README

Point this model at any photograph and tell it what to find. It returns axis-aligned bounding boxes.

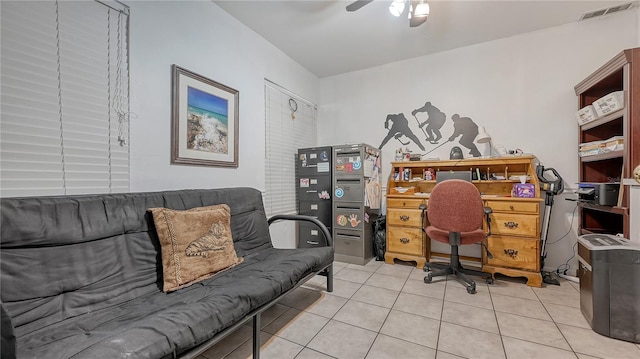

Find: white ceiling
[214,0,635,78]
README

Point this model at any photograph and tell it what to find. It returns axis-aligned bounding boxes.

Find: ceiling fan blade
[346,0,374,12]
[410,15,427,27]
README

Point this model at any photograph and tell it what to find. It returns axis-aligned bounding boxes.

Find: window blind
[264,81,317,217]
[0,0,130,197]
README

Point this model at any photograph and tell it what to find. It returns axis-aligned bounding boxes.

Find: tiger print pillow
[149,204,243,292]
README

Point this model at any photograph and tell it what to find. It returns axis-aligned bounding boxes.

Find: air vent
[579,2,636,21]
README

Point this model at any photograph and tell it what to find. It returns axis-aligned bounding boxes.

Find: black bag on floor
[373,215,386,261]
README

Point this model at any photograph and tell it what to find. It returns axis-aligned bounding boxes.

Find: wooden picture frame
[171,65,239,167]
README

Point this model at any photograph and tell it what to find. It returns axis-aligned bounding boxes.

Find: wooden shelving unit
[574,48,640,238]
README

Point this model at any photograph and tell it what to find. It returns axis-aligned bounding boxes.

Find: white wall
[125,2,638,263]
[318,9,639,274]
[126,0,320,247]
[128,0,319,192]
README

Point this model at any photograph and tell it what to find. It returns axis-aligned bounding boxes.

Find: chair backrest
[427,179,483,233]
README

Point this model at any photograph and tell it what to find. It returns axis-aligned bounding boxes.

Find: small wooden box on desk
[385,156,544,287]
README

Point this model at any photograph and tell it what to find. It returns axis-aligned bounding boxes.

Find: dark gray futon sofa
[0,188,334,359]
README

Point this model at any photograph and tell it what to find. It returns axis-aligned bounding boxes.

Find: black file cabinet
[296,146,332,248]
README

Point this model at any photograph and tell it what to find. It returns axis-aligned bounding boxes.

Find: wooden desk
[385,156,543,287]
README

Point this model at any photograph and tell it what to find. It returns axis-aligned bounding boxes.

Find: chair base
[423,246,493,294]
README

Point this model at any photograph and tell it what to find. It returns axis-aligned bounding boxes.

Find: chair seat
[426,226,485,245]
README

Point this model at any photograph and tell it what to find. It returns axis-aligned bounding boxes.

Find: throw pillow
[149,204,243,292]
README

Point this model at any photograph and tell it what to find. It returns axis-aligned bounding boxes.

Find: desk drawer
[486,235,539,271]
[387,226,423,256]
[387,208,423,227]
[387,198,426,209]
[486,200,539,214]
[489,213,538,237]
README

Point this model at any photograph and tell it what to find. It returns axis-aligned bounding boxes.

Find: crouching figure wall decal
[379,113,425,151]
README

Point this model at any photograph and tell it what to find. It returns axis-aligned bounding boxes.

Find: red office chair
[423,179,494,294]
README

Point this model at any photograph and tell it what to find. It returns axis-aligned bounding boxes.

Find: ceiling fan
[346,0,430,28]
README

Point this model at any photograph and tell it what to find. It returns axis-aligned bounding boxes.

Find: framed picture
[171,65,239,167]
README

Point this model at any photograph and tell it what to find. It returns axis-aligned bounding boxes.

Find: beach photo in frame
[171,65,239,167]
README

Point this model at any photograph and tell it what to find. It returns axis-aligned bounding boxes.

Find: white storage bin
[593,91,624,117]
[576,105,599,125]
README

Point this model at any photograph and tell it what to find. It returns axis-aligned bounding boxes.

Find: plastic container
[576,104,599,125]
[593,91,624,117]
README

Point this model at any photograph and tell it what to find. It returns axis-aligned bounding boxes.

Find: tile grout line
[220,267,610,359]
[224,272,342,359]
[300,271,363,358]
[282,277,349,359]
[499,282,587,358]
[362,263,414,359]
[485,278,508,359]
[433,272,448,355]
[536,287,580,357]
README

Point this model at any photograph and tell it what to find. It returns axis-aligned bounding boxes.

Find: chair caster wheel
[467,285,476,294]
[424,273,433,283]
[486,278,494,284]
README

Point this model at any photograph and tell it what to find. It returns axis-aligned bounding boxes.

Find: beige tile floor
[197,260,640,359]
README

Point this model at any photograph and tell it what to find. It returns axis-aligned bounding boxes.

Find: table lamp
[476,126,492,157]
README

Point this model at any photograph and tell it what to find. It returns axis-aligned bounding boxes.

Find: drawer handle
[510,205,514,210]
[504,249,518,258]
[399,215,410,221]
[399,238,410,244]
[504,221,519,229]
[306,241,319,245]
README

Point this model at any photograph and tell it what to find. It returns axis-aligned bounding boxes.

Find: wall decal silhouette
[411,102,446,144]
[379,113,425,151]
[448,113,481,157]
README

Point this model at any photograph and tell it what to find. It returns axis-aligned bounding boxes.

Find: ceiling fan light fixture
[414,2,430,17]
[389,0,405,17]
